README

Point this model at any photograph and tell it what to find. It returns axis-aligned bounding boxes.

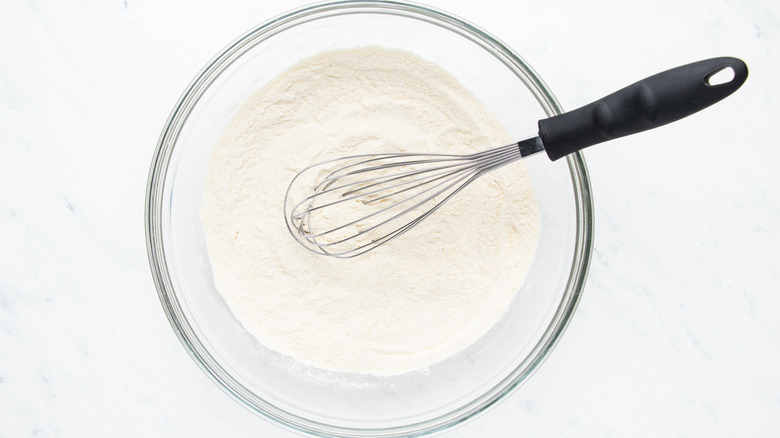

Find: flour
[200,47,540,376]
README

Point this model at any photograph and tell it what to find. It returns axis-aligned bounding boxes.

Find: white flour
[200,47,540,376]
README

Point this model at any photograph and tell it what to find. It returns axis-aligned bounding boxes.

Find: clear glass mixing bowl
[145,1,593,436]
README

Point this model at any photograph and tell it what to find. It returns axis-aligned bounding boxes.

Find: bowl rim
[145,1,594,436]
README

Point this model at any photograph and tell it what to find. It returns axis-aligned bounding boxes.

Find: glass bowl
[145,1,593,436]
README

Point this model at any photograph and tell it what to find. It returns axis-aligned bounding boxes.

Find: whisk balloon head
[284,144,525,258]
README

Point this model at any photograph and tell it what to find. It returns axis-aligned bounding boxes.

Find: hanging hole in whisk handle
[705,65,736,86]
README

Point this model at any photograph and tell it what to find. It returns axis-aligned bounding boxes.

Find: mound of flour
[200,47,539,376]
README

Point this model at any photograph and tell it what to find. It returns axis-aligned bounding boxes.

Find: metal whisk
[284,57,747,258]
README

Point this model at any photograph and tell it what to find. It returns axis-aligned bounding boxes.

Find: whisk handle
[538,57,748,161]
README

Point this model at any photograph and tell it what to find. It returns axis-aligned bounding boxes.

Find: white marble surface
[1,0,779,436]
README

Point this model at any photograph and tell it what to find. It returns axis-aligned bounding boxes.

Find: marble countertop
[1,0,778,436]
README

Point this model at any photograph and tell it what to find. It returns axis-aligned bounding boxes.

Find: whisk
[285,57,747,258]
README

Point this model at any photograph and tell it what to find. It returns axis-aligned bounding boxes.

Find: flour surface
[200,47,540,375]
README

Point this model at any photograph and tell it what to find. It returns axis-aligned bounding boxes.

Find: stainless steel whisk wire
[286,143,529,258]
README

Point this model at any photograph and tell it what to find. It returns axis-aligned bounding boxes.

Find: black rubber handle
[538,57,748,161]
